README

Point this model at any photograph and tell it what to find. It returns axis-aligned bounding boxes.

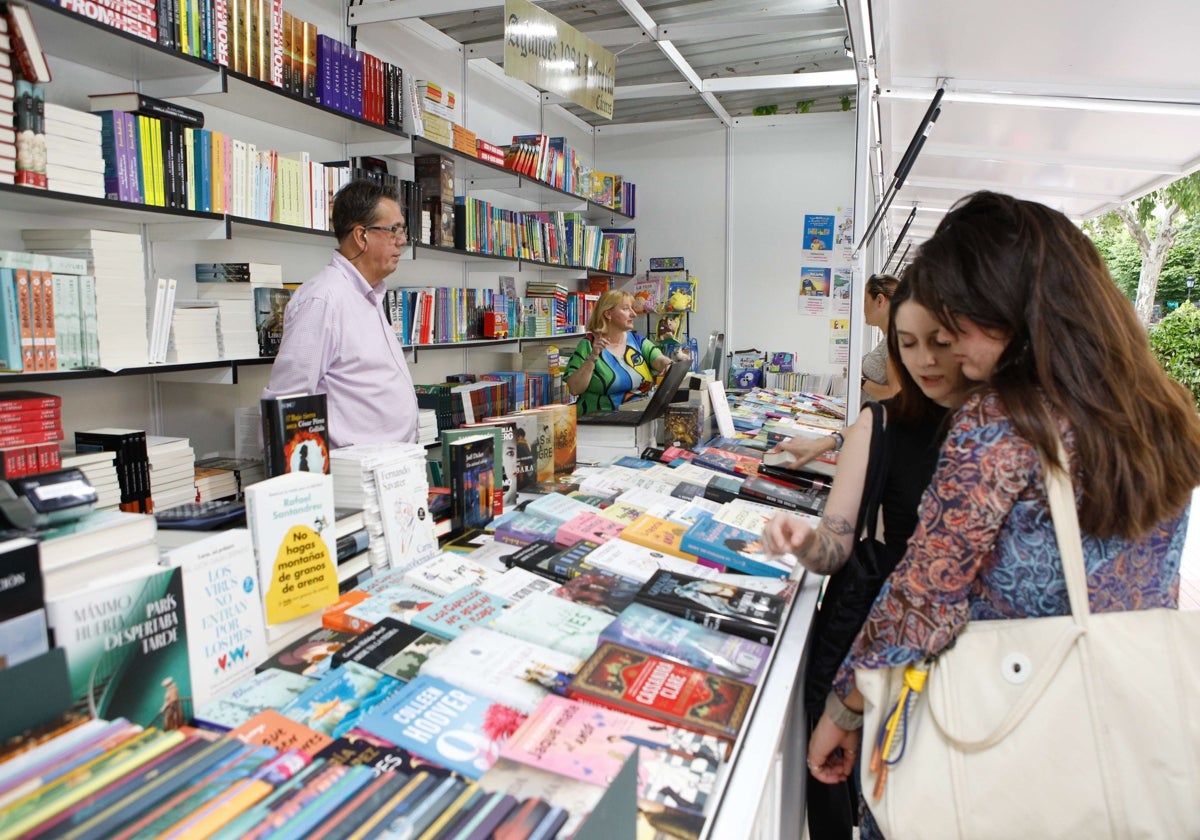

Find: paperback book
[566,642,755,741]
[445,432,495,536]
[162,527,269,707]
[354,674,527,779]
[257,627,355,678]
[193,668,319,731]
[260,392,330,478]
[601,602,771,684]
[45,564,193,729]
[635,568,786,645]
[280,660,402,739]
[679,514,794,578]
[489,590,613,659]
[408,584,511,641]
[418,626,581,714]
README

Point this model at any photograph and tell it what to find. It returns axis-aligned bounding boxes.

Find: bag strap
[1042,438,1092,629]
[856,401,888,541]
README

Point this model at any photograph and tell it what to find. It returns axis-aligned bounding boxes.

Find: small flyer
[830,318,850,364]
[800,266,831,297]
[803,214,835,252]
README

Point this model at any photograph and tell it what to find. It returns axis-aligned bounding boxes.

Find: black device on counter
[0,468,98,530]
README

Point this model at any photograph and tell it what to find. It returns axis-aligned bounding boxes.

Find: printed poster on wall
[830,318,850,364]
[804,214,835,253]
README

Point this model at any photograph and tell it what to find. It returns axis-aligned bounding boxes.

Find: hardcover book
[162,527,269,707]
[418,626,581,715]
[635,568,786,644]
[601,602,771,684]
[279,660,402,739]
[354,674,527,780]
[260,391,330,478]
[193,668,319,731]
[566,642,755,741]
[488,590,613,659]
[244,471,339,630]
[45,564,193,729]
[737,474,828,516]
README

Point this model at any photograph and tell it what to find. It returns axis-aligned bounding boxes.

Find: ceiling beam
[887,75,1200,106]
[615,82,695,100]
[655,12,845,41]
[903,176,1124,203]
[349,0,545,26]
[702,70,856,93]
[906,142,1185,175]
[880,86,1200,118]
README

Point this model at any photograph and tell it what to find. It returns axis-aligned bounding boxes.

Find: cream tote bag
[858,446,1200,839]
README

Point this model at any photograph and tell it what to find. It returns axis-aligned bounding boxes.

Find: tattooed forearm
[799,515,854,575]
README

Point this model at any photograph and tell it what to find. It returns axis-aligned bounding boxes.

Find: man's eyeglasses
[362,223,406,239]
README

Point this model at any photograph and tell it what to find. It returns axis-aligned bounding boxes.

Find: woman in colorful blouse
[806,191,1200,838]
[565,290,671,415]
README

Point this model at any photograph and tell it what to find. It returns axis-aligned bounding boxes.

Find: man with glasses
[264,179,419,448]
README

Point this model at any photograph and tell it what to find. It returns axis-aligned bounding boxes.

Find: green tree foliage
[1148,301,1200,410]
[1111,172,1200,324]
[1088,215,1200,312]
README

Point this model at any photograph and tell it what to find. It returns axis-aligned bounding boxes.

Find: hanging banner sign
[504,0,615,120]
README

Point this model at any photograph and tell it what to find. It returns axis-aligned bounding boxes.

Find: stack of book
[414,79,457,146]
[192,462,240,502]
[42,104,104,198]
[417,408,438,447]
[330,442,438,576]
[59,448,120,509]
[165,300,221,363]
[21,228,147,369]
[0,389,63,478]
[146,434,197,510]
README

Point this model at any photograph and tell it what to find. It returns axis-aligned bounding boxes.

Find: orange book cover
[37,269,55,370]
[322,589,371,633]
[619,514,698,562]
[228,708,333,755]
[28,268,45,371]
[14,268,35,372]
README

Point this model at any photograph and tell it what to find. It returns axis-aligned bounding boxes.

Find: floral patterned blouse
[834,391,1189,698]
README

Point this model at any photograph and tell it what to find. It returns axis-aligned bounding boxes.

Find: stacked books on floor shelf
[0,426,832,836]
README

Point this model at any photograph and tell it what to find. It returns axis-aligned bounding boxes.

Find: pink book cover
[499,695,727,788]
[554,511,626,548]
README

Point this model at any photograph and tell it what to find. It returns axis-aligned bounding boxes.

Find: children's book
[45,564,192,729]
[679,514,794,578]
[193,668,319,731]
[635,568,786,645]
[280,660,402,739]
[163,528,269,707]
[417,626,581,714]
[554,510,626,547]
[354,674,527,779]
[488,590,613,659]
[566,642,755,741]
[601,602,770,684]
[408,585,511,641]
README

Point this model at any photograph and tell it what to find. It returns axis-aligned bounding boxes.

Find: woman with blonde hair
[565,290,673,416]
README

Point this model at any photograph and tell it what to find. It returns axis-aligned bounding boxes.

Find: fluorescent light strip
[880,87,1200,118]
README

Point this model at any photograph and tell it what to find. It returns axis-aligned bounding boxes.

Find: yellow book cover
[598,500,646,526]
[184,126,196,211]
[157,778,273,839]
[210,130,225,213]
[618,514,698,561]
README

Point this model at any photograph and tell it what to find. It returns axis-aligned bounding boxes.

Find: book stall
[0,373,844,838]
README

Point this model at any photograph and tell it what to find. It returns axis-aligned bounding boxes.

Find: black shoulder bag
[802,401,898,719]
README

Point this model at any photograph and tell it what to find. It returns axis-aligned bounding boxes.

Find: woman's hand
[771,434,835,468]
[808,711,862,785]
[589,333,610,359]
[761,512,816,558]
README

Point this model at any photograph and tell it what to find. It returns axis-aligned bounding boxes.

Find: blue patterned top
[835,391,1188,696]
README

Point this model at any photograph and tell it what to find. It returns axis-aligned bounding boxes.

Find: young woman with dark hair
[807,191,1200,839]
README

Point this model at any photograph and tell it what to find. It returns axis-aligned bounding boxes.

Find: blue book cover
[679,516,793,578]
[280,661,402,739]
[409,585,511,641]
[355,675,527,780]
[0,268,23,372]
[193,667,319,731]
[600,602,770,684]
[493,512,559,547]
